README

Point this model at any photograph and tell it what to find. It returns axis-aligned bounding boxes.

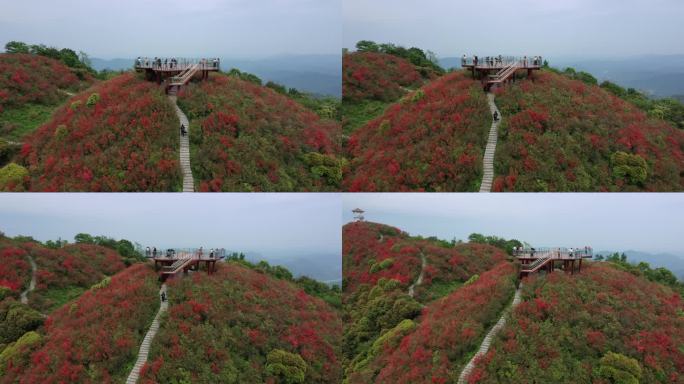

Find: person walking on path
[180,123,186,137]
[493,110,499,121]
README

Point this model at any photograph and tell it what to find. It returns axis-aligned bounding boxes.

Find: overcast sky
[344,0,684,58]
[0,0,341,58]
[342,194,684,256]
[0,193,341,263]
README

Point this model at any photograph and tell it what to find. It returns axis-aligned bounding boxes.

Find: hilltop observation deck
[461,55,542,91]
[515,246,593,278]
[134,57,220,94]
[147,247,227,280]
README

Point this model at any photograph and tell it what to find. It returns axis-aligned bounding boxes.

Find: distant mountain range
[596,249,684,281]
[91,54,341,97]
[440,54,684,99]
[230,251,341,283]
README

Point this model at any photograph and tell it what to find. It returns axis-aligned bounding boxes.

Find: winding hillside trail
[126,284,168,384]
[20,254,37,305]
[169,96,194,192]
[479,93,501,193]
[408,251,427,298]
[457,283,523,384]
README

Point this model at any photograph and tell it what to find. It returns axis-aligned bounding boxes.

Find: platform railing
[461,56,543,68]
[133,57,220,71]
[514,247,593,259]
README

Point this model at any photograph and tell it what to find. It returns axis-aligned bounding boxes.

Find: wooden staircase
[487,62,520,88]
[161,253,196,276]
[521,255,552,273]
[169,64,200,87]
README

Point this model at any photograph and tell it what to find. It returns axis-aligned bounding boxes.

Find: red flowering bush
[493,70,684,191]
[16,73,182,191]
[343,72,491,191]
[0,53,92,111]
[472,263,684,383]
[0,241,31,293]
[343,52,424,102]
[177,74,342,191]
[139,263,342,383]
[1,263,160,383]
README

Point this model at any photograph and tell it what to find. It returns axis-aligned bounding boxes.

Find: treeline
[4,40,96,79]
[225,68,340,121]
[351,40,444,76]
[407,232,523,256]
[549,66,684,129]
[225,252,341,308]
[596,252,684,296]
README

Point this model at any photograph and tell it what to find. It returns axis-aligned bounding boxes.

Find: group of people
[145,246,222,259]
[135,57,220,70]
[511,246,593,258]
[461,55,543,67]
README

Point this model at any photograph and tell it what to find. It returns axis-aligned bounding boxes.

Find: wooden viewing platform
[134,57,220,94]
[150,248,225,281]
[515,247,593,278]
[461,55,542,91]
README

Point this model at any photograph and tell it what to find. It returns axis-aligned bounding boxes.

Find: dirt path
[457,283,523,383]
[20,254,37,305]
[125,284,168,384]
[408,251,427,298]
[168,96,194,192]
[479,93,501,193]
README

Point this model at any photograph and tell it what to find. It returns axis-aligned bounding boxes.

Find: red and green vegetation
[177,73,343,191]
[343,52,423,103]
[139,263,342,383]
[471,262,684,383]
[0,243,31,294]
[0,53,94,142]
[1,263,160,383]
[493,70,684,191]
[342,221,517,383]
[343,72,491,191]
[12,73,181,191]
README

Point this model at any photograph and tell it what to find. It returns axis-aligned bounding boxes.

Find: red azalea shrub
[343,71,491,191]
[347,262,516,384]
[139,263,342,383]
[0,53,93,110]
[16,73,181,191]
[0,242,31,293]
[472,263,684,383]
[1,263,160,383]
[494,71,684,191]
[177,74,342,191]
[343,52,424,102]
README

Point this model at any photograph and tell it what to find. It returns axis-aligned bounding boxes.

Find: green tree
[4,41,30,54]
[74,233,95,244]
[597,352,642,384]
[265,349,308,384]
[0,163,29,191]
[356,40,380,52]
[0,301,45,345]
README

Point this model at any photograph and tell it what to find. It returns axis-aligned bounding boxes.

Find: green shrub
[369,258,394,273]
[0,163,29,191]
[86,92,100,107]
[611,151,647,185]
[597,352,642,384]
[0,331,42,375]
[463,274,479,286]
[265,349,308,384]
[70,100,82,109]
[302,152,346,186]
[53,124,67,140]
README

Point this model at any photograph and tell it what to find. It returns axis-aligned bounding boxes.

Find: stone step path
[408,251,427,298]
[125,284,168,384]
[169,96,194,192]
[479,93,501,193]
[457,283,523,384]
[20,255,37,305]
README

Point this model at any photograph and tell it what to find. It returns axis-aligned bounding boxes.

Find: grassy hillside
[140,263,342,383]
[341,52,432,134]
[177,73,343,191]
[0,53,94,141]
[1,263,159,383]
[472,262,684,383]
[0,237,129,313]
[12,73,181,191]
[493,70,684,191]
[343,72,491,191]
[342,221,515,383]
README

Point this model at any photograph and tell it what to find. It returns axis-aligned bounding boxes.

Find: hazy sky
[0,193,341,262]
[342,194,684,256]
[344,0,684,58]
[0,0,341,58]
